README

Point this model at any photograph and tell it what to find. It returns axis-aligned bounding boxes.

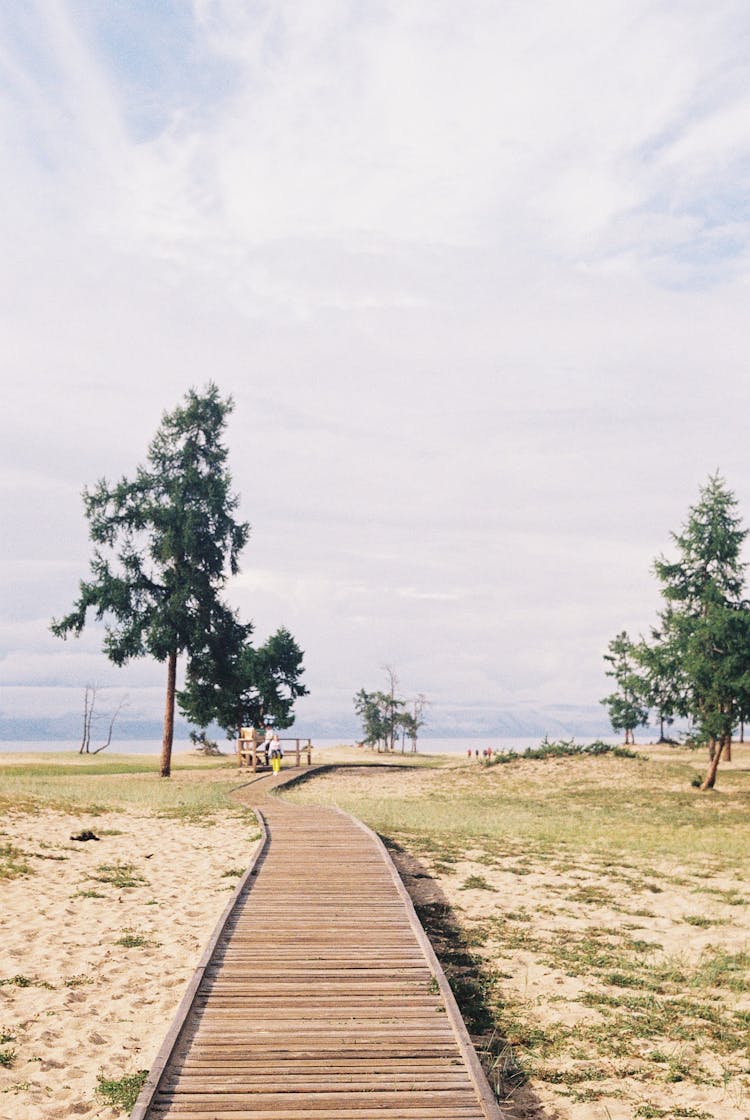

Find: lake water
[0,735,623,757]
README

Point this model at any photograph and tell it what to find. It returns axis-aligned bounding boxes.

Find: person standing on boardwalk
[263,725,274,766]
[270,734,283,773]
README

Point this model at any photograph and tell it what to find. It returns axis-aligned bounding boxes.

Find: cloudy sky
[3,1,750,736]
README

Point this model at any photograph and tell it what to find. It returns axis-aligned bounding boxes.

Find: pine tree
[353,689,390,751]
[178,626,308,736]
[636,625,683,743]
[601,631,649,744]
[652,474,750,789]
[51,384,249,777]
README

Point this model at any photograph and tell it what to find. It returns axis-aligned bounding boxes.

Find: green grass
[694,886,747,906]
[0,1048,15,1068]
[635,1108,711,1119]
[90,862,147,889]
[0,975,33,989]
[64,974,93,988]
[690,948,749,991]
[115,928,159,949]
[0,975,53,990]
[284,750,750,1114]
[284,755,750,861]
[96,1069,149,1110]
[0,753,247,821]
[0,842,32,880]
[460,874,493,891]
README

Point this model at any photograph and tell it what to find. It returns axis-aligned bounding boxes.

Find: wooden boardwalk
[133,771,501,1120]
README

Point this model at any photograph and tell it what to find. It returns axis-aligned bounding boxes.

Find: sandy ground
[418,851,750,1120]
[3,748,748,1120]
[290,758,750,1120]
[0,800,260,1119]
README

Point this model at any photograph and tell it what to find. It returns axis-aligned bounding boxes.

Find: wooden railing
[236,734,313,771]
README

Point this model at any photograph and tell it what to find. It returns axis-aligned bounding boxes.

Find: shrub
[483,737,639,767]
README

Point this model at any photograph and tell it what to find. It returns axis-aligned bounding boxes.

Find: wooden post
[306,738,312,765]
[295,738,300,767]
[252,741,257,773]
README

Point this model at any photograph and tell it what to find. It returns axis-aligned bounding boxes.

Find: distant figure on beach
[263,725,274,766]
[467,748,472,759]
[270,734,283,773]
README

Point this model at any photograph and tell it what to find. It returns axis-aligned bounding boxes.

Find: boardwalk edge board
[130,811,270,1120]
[335,807,503,1120]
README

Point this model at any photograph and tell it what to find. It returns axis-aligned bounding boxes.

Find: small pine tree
[178,626,308,736]
[601,630,649,744]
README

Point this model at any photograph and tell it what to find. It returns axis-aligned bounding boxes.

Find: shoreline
[0,733,628,759]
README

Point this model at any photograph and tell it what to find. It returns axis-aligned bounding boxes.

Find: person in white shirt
[269,733,283,773]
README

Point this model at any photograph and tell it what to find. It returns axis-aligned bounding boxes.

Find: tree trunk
[81,685,94,754]
[80,687,88,754]
[721,734,732,762]
[160,649,177,778]
[700,738,722,790]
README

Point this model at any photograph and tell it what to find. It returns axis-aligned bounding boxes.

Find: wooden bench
[236,733,314,772]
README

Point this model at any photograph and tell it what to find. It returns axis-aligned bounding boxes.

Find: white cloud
[3,1,750,733]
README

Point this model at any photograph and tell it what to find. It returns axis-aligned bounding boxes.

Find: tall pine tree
[52,384,249,777]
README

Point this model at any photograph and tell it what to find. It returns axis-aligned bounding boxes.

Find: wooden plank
[149,1110,484,1119]
[133,771,502,1120]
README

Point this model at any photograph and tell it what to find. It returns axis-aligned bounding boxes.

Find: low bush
[483,736,639,767]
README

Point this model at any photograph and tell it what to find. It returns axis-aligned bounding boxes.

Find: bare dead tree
[80,683,96,753]
[410,693,429,752]
[91,695,128,753]
[382,665,402,752]
[80,685,127,753]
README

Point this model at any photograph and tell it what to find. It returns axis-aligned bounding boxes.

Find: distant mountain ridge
[0,703,614,742]
[292,701,615,740]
